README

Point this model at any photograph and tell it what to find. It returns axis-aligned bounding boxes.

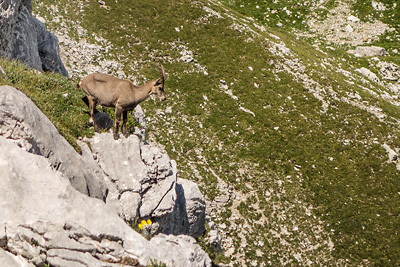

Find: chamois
[79,66,166,140]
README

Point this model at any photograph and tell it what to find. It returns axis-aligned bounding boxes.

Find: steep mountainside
[27,0,400,266]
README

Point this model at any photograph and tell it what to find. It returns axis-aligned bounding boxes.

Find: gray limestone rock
[0,0,68,76]
[119,191,141,222]
[134,105,147,141]
[378,61,399,81]
[0,0,19,58]
[80,132,206,238]
[84,133,178,233]
[356,67,380,83]
[0,85,107,200]
[382,144,398,162]
[34,17,68,76]
[0,136,210,266]
[348,46,386,57]
[149,234,212,267]
[0,64,6,79]
[86,133,146,193]
[0,248,34,267]
[10,0,42,71]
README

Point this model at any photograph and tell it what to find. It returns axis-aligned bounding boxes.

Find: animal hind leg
[88,96,101,133]
[113,105,123,140]
[82,95,98,114]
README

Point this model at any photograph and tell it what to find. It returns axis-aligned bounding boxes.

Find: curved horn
[158,65,166,81]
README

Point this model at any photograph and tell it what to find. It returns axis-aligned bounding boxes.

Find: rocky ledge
[0,85,211,266]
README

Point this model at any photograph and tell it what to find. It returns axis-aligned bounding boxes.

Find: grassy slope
[0,59,91,152]
[0,0,397,265]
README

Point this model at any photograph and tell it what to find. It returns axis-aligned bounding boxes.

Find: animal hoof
[123,132,129,138]
[113,133,119,140]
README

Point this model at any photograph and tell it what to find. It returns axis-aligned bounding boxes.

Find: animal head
[152,65,166,101]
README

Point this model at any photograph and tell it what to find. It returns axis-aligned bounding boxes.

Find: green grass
[0,58,93,152]
[352,0,400,59]
[10,0,399,265]
[221,0,312,30]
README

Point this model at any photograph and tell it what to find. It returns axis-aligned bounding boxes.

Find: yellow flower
[138,223,143,229]
[147,219,152,225]
[140,220,147,226]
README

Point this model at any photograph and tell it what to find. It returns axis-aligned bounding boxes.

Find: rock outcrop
[0,249,33,267]
[0,0,210,265]
[0,0,68,76]
[79,132,206,238]
[378,61,399,81]
[0,135,211,267]
[0,85,107,200]
[347,46,386,57]
[0,85,209,266]
[356,67,380,83]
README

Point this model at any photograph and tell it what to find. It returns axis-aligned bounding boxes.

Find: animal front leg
[122,110,128,138]
[113,105,123,140]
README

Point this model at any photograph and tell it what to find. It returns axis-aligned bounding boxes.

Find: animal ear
[155,78,163,85]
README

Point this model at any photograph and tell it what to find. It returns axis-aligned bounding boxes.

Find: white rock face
[0,249,33,267]
[0,0,68,76]
[0,86,107,200]
[0,85,209,266]
[0,136,211,267]
[81,132,206,237]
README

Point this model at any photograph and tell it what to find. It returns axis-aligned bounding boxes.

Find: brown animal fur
[79,66,166,139]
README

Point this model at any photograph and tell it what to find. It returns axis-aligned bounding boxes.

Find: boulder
[348,46,386,57]
[81,132,206,237]
[149,234,212,267]
[0,0,68,76]
[34,17,68,76]
[0,136,211,266]
[0,0,18,58]
[382,144,398,162]
[356,67,380,83]
[9,0,42,71]
[0,85,107,200]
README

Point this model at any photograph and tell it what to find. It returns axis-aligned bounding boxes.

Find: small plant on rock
[133,218,154,239]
